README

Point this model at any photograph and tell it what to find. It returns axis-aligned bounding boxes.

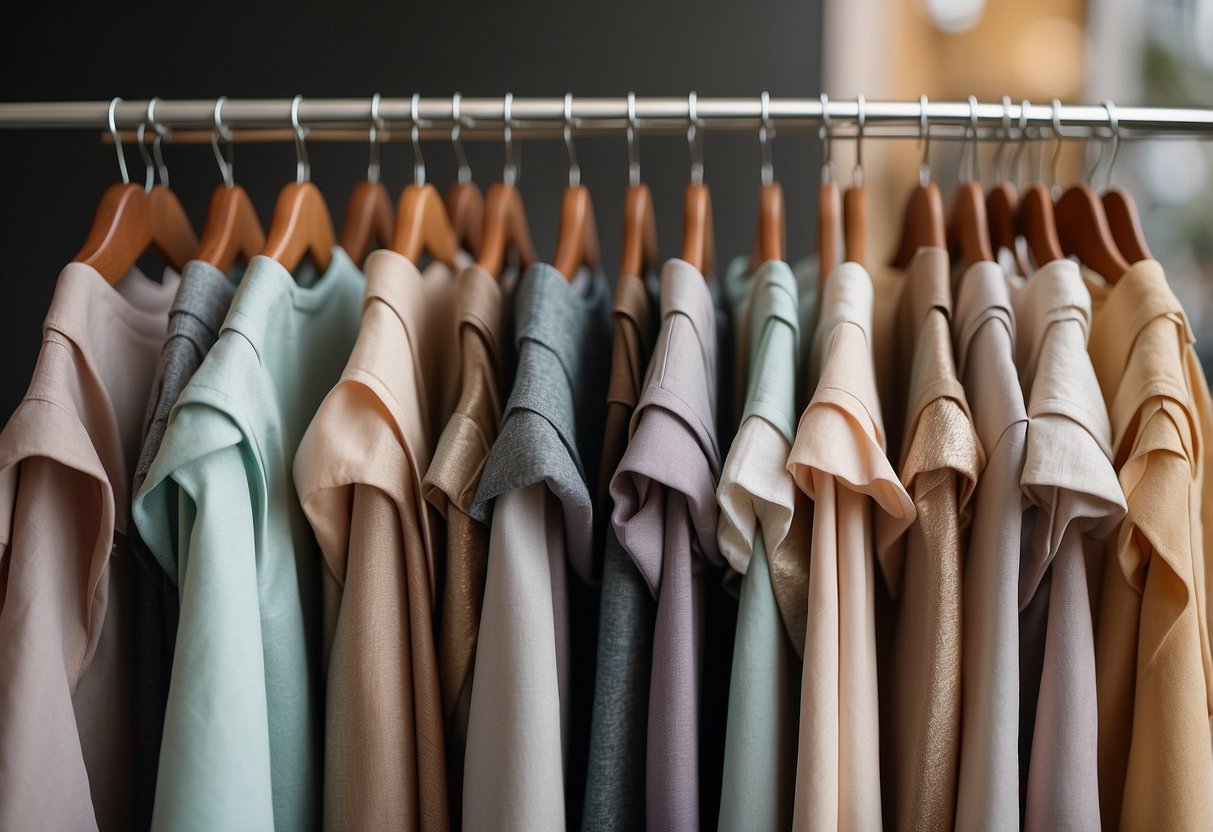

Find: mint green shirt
[134,250,365,832]
[716,258,806,831]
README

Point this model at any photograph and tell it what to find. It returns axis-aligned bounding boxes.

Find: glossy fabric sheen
[1084,261,1213,831]
[133,250,365,832]
[1012,260,1125,832]
[715,259,802,832]
[873,248,983,832]
[583,269,659,832]
[0,262,179,832]
[787,262,915,832]
[465,264,612,831]
[611,258,722,832]
[129,259,236,831]
[293,251,459,831]
[951,262,1028,831]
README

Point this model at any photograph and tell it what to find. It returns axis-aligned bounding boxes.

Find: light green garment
[716,258,804,831]
[134,249,365,832]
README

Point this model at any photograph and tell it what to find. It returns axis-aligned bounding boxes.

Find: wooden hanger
[1016,182,1064,267]
[817,95,841,286]
[841,95,867,267]
[1055,181,1129,282]
[445,93,484,256]
[619,95,659,278]
[985,98,1027,274]
[261,96,335,273]
[392,95,460,266]
[194,99,265,271]
[891,97,946,267]
[947,100,993,268]
[75,99,197,284]
[750,94,786,266]
[475,95,536,278]
[1098,101,1152,263]
[338,95,393,266]
[552,96,600,281]
[681,93,715,277]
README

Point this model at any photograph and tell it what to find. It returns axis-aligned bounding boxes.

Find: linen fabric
[0,261,179,832]
[293,250,459,831]
[134,249,365,832]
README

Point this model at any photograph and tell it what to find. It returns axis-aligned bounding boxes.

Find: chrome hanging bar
[0,97,1212,140]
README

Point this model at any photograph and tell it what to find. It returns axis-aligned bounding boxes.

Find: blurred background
[0,0,1210,424]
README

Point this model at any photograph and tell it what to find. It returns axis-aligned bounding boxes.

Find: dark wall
[0,0,823,424]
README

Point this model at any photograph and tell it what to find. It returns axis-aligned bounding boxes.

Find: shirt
[583,269,659,832]
[1084,261,1213,830]
[716,259,802,832]
[874,247,983,832]
[129,259,237,832]
[293,250,458,831]
[465,263,612,832]
[421,263,509,820]
[786,262,915,832]
[1013,260,1124,832]
[611,258,722,832]
[134,249,365,832]
[952,262,1028,831]
[0,261,179,832]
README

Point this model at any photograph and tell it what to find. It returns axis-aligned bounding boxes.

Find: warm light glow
[1013,17,1085,99]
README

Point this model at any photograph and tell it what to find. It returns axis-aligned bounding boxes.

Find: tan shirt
[873,248,983,832]
[787,262,915,832]
[1085,261,1213,831]
[0,262,179,831]
[294,250,458,831]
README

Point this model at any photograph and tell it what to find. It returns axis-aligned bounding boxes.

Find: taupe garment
[873,248,984,832]
[293,251,459,831]
[421,263,509,814]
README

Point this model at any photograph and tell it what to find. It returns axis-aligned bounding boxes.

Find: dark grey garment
[582,529,656,832]
[129,259,237,832]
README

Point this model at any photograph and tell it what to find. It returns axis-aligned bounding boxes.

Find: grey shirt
[129,259,236,832]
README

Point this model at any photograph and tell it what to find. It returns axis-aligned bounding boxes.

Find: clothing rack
[0,97,1212,144]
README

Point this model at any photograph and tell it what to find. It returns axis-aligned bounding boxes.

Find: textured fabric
[0,261,179,832]
[611,258,721,832]
[951,262,1028,832]
[873,248,983,832]
[129,258,236,831]
[583,268,659,832]
[786,262,915,832]
[134,249,365,832]
[1012,260,1124,832]
[1084,261,1213,831]
[421,263,509,820]
[464,263,612,832]
[293,251,458,831]
[715,260,801,832]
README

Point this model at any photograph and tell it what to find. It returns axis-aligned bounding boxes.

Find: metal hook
[992,95,1012,182]
[1102,100,1121,191]
[564,93,581,188]
[687,91,704,186]
[291,94,310,184]
[136,104,155,192]
[1010,99,1030,185]
[627,91,640,187]
[210,97,235,187]
[759,91,775,187]
[451,92,471,185]
[503,92,518,187]
[853,94,865,188]
[819,92,832,185]
[1049,98,1064,193]
[919,94,931,187]
[367,93,383,185]
[108,97,130,185]
[963,94,980,183]
[149,98,171,189]
[411,93,427,188]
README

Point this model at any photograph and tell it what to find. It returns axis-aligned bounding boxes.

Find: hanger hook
[367,92,383,185]
[149,98,171,189]
[759,91,775,187]
[853,94,865,188]
[963,94,980,183]
[411,93,427,188]
[992,95,1011,182]
[1010,98,1030,185]
[136,103,154,192]
[1102,99,1121,191]
[211,96,235,188]
[108,97,130,185]
[627,91,640,187]
[1049,98,1064,193]
[291,95,310,184]
[819,92,832,185]
[451,92,472,185]
[919,94,932,187]
[564,92,581,188]
[503,92,519,187]
[687,91,705,186]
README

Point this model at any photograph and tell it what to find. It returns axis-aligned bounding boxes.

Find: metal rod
[1,97,1212,139]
